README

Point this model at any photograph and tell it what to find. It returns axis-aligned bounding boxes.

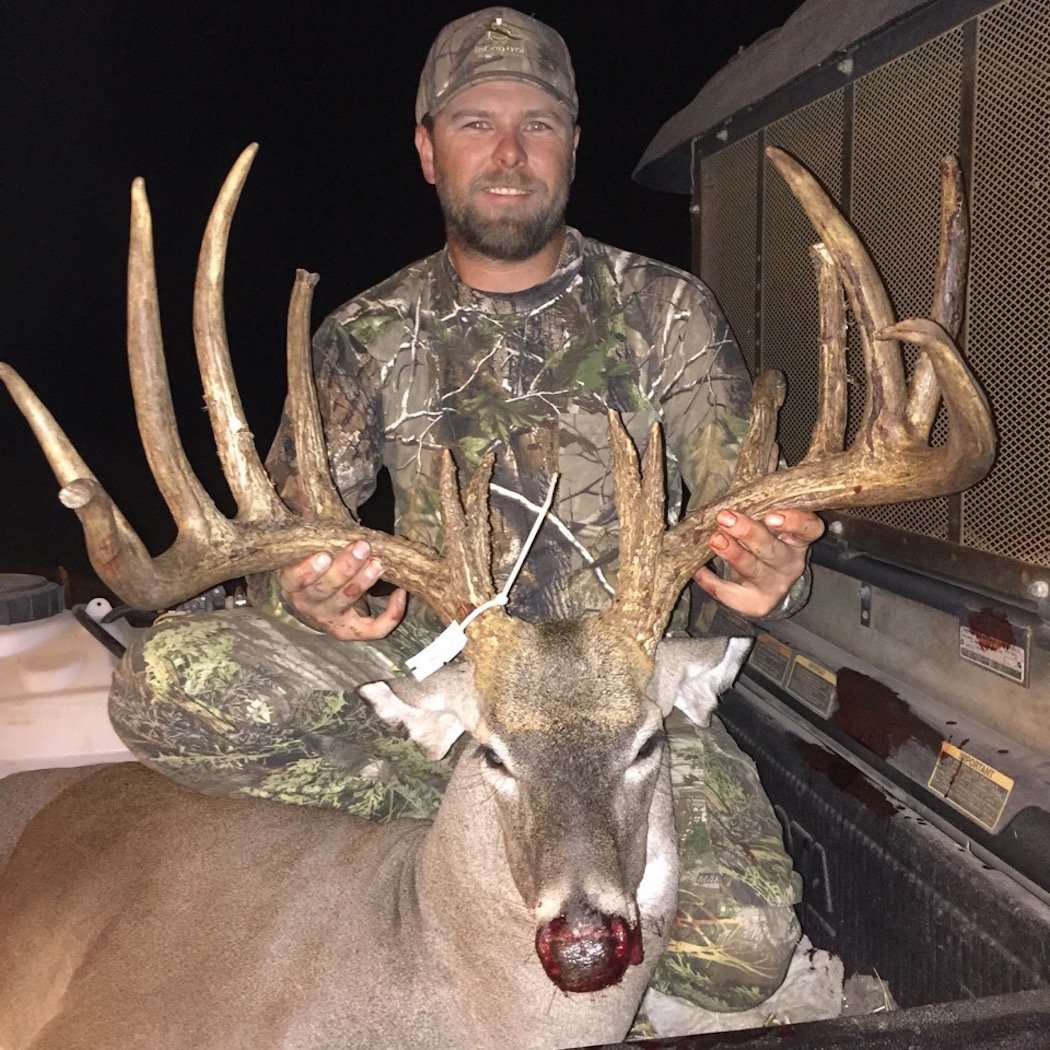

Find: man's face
[416,80,579,262]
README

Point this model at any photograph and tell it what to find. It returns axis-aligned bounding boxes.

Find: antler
[604,146,996,656]
[0,145,494,623]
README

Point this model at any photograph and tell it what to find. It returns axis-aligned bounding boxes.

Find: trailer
[633,0,1050,1043]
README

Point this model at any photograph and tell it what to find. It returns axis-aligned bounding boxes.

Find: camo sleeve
[650,278,812,623]
[645,277,752,514]
[266,313,385,516]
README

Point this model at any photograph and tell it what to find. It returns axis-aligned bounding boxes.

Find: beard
[436,168,571,262]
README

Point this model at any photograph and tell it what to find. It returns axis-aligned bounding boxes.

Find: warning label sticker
[959,620,1029,687]
[786,654,838,718]
[749,633,792,685]
[928,742,1014,831]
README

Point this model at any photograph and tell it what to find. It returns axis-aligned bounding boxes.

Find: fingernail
[352,541,369,559]
[312,553,332,572]
[366,560,383,579]
[717,511,737,527]
[766,513,784,527]
[711,533,728,550]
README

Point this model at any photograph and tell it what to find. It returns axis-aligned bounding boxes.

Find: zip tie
[406,473,559,681]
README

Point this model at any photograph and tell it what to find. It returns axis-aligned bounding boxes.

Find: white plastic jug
[0,574,133,777]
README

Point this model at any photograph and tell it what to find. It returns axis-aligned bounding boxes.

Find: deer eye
[633,733,663,764]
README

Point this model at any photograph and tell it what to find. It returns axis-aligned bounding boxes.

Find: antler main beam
[1,146,492,621]
[604,146,996,655]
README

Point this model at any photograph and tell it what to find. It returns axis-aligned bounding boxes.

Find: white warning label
[959,621,1029,686]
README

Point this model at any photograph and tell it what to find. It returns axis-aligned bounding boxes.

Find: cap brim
[419,72,577,124]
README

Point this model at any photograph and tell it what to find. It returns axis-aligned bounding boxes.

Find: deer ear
[649,637,753,725]
[358,662,482,760]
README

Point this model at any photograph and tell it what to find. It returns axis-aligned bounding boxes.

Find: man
[112,7,823,1022]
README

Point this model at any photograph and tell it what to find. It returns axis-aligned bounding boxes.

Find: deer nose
[534,907,644,993]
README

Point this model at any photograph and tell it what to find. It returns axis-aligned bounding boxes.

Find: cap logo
[486,21,519,39]
[480,22,524,59]
[478,43,526,57]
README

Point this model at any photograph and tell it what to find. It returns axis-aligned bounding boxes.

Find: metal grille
[694,0,1050,580]
[698,135,760,373]
[963,0,1050,565]
[762,93,846,466]
[840,27,965,538]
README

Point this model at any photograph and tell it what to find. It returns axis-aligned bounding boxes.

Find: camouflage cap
[416,7,578,124]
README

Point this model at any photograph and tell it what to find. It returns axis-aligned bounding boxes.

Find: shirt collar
[440,227,584,317]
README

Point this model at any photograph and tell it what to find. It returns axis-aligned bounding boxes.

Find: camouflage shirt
[267,228,752,626]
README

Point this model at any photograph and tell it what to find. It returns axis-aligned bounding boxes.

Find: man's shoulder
[580,235,714,302]
[324,250,445,344]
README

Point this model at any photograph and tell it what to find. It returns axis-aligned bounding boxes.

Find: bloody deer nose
[534,910,644,993]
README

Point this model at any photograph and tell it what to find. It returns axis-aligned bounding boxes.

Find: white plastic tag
[406,473,559,682]
[406,621,468,681]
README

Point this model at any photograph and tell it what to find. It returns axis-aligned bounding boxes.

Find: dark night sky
[5,1,803,591]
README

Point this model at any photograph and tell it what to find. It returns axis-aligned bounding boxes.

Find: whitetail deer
[0,146,993,1050]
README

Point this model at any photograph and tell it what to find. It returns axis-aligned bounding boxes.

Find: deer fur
[0,634,751,1050]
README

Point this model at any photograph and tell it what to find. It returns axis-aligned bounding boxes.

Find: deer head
[0,144,995,994]
[360,618,750,993]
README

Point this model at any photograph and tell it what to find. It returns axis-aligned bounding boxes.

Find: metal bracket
[859,581,872,628]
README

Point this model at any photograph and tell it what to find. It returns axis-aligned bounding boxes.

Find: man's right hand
[279,541,406,641]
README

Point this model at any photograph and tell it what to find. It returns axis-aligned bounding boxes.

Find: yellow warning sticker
[786,653,837,718]
[927,742,1014,831]
[750,633,792,685]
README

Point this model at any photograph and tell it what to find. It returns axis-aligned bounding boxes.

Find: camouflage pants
[110,608,801,1014]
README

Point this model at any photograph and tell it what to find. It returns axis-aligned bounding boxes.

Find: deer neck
[414,752,534,957]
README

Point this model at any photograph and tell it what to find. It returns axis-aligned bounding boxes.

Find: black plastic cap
[0,573,65,625]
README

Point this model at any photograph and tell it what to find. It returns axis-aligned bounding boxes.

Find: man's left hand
[693,508,825,619]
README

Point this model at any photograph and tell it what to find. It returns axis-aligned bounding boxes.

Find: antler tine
[438,450,499,622]
[193,144,289,522]
[128,174,231,538]
[765,146,909,448]
[287,250,470,623]
[462,451,498,600]
[734,370,787,485]
[0,364,157,586]
[0,364,99,493]
[906,156,969,435]
[286,267,356,523]
[881,316,994,474]
[606,414,667,638]
[801,243,848,463]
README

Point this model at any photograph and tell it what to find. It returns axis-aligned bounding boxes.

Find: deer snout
[534,898,644,993]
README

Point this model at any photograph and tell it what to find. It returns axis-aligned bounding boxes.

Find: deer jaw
[361,620,751,995]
